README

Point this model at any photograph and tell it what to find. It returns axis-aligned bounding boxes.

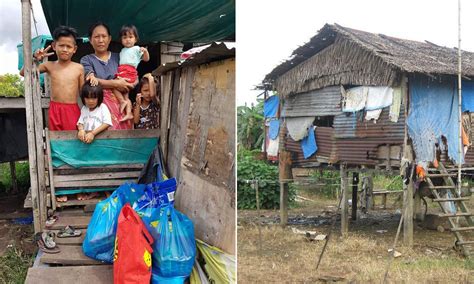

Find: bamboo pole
[21,0,41,233]
[340,164,349,237]
[457,0,462,196]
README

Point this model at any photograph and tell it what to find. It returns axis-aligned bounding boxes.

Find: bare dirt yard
[238,190,474,283]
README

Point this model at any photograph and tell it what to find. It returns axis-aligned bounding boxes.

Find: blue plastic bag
[82,182,145,262]
[151,272,186,284]
[82,190,124,263]
[154,205,196,278]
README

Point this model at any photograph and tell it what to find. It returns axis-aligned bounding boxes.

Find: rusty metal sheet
[282,86,342,117]
[285,127,338,166]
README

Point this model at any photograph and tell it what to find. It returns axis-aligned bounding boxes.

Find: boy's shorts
[116,64,138,84]
[49,101,80,131]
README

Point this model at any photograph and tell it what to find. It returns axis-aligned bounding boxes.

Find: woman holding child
[80,22,134,129]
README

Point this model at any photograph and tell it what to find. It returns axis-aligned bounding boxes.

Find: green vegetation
[373,174,403,191]
[237,149,296,209]
[237,101,264,150]
[0,74,24,97]
[0,162,30,194]
[0,246,34,283]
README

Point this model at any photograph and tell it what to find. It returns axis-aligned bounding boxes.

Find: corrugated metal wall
[282,86,342,117]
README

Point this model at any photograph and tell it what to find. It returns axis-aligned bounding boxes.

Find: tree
[0,74,24,97]
[237,101,264,150]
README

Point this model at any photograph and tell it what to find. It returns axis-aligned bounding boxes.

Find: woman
[80,22,134,129]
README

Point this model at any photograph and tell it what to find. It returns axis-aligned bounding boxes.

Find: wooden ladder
[425,162,474,257]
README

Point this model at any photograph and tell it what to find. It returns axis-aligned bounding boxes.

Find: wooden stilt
[403,172,414,246]
[279,118,292,226]
[341,164,349,237]
[414,191,423,221]
[352,172,359,220]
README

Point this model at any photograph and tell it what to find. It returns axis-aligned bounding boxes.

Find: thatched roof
[265,23,474,83]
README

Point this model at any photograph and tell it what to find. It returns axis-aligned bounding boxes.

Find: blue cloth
[462,80,474,112]
[269,119,280,140]
[119,46,143,67]
[301,127,318,159]
[406,74,462,164]
[80,52,120,79]
[264,95,279,118]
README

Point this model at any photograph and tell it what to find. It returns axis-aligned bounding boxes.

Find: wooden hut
[264,23,474,255]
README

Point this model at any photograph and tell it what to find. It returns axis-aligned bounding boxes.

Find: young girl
[77,83,113,143]
[133,73,160,129]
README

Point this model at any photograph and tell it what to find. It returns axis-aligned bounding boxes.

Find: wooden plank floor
[51,229,86,245]
[40,245,106,265]
[25,265,113,284]
[48,215,91,230]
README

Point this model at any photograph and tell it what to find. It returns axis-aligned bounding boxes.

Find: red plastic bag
[114,203,154,284]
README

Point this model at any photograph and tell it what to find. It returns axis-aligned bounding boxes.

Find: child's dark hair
[88,22,111,38]
[138,75,158,91]
[81,83,103,106]
[52,26,78,43]
[119,24,139,42]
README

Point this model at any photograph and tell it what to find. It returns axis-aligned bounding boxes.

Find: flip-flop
[34,232,60,254]
[45,215,58,228]
[57,225,82,238]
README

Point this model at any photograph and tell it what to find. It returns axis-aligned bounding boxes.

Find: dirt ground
[238,192,474,283]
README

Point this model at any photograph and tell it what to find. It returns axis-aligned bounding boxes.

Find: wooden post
[403,178,414,246]
[414,192,423,221]
[9,162,18,194]
[279,150,291,226]
[340,164,349,237]
[352,172,359,220]
[21,0,41,233]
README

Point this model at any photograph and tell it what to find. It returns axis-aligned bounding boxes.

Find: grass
[0,162,30,194]
[0,246,34,284]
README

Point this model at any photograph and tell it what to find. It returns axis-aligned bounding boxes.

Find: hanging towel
[301,127,317,159]
[365,86,393,111]
[389,86,402,122]
[267,136,279,157]
[286,117,315,141]
[365,109,383,121]
[264,95,279,118]
[342,86,368,112]
[269,119,280,140]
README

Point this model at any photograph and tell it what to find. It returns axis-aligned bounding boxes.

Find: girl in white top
[77,83,113,143]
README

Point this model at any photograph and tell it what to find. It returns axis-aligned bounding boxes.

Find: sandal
[45,215,58,228]
[34,232,60,254]
[57,225,82,238]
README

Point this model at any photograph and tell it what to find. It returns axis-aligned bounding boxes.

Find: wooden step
[457,241,474,245]
[450,226,474,232]
[429,185,456,190]
[56,197,104,208]
[25,265,112,284]
[438,212,473,218]
[50,229,86,245]
[433,197,470,202]
[40,245,106,265]
[47,215,91,230]
[426,173,458,178]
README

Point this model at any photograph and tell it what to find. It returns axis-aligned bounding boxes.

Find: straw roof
[265,23,474,83]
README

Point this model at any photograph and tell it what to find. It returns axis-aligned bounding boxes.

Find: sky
[1,0,473,107]
[236,0,474,106]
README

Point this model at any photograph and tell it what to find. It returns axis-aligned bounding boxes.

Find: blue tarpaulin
[301,127,318,159]
[461,80,474,112]
[264,95,279,118]
[406,75,462,164]
[269,119,280,140]
[51,138,158,168]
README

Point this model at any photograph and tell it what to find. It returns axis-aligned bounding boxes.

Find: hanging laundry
[286,117,315,141]
[268,119,280,140]
[264,95,279,118]
[365,86,393,111]
[300,127,317,159]
[342,86,368,112]
[365,109,383,121]
[267,136,279,157]
[389,86,402,122]
[461,80,474,112]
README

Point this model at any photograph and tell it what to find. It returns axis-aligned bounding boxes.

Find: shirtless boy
[21,26,84,130]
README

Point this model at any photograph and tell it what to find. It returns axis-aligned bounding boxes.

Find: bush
[0,162,30,193]
[237,149,296,209]
[309,169,340,198]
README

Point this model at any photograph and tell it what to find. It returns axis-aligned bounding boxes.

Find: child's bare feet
[56,195,67,202]
[119,100,128,113]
